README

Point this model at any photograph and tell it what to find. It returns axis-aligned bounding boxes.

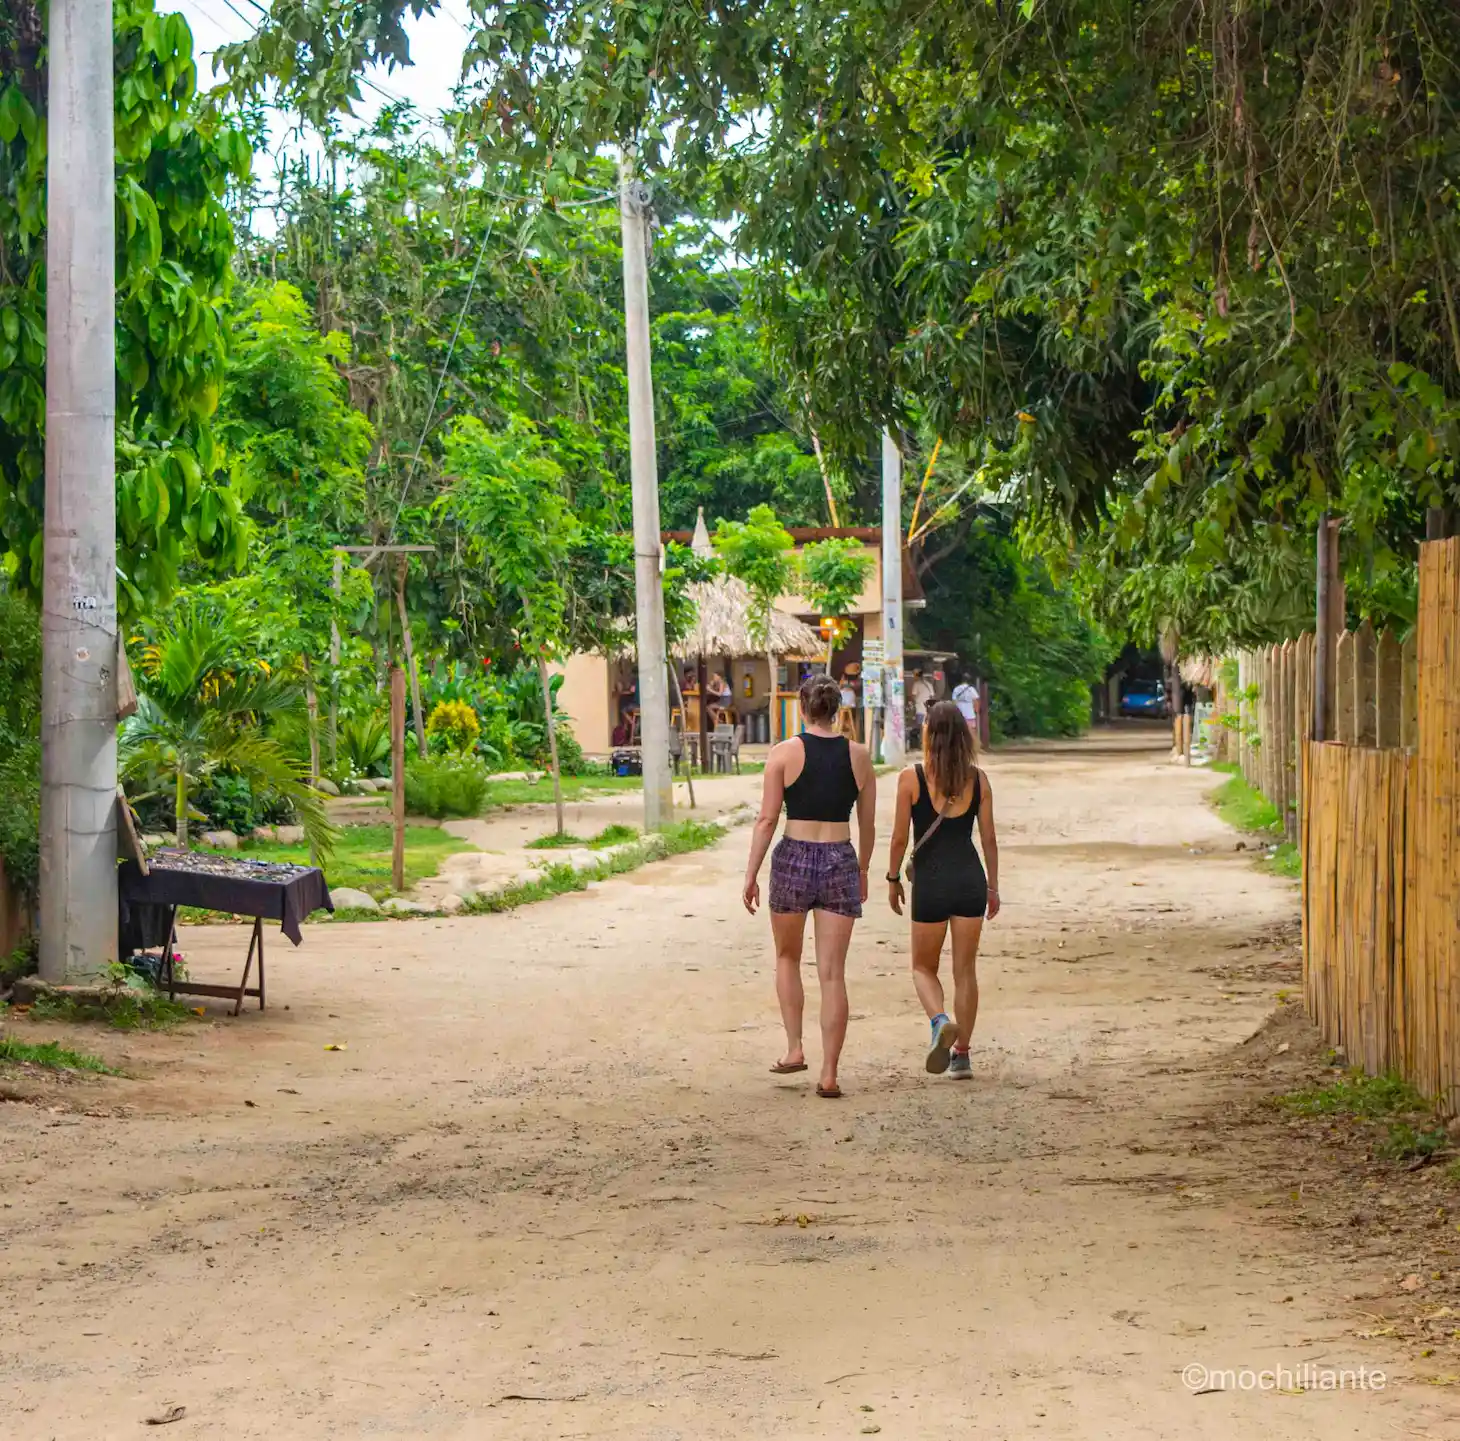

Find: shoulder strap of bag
[905,767,952,880]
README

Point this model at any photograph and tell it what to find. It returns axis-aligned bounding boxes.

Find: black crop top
[783,732,861,822]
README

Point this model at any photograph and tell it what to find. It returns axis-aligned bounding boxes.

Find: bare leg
[771,909,809,1066]
[812,908,855,1091]
[910,920,949,1019]
[948,915,984,1050]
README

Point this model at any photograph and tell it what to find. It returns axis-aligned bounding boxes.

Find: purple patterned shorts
[769,838,863,918]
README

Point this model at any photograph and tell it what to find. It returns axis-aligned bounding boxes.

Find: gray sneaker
[948,1049,972,1079]
[925,1014,958,1074]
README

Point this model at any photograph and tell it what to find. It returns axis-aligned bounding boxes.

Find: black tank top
[783,732,861,822]
[911,764,981,854]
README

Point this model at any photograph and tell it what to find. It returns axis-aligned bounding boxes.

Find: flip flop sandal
[770,1060,809,1074]
[816,1084,843,1099]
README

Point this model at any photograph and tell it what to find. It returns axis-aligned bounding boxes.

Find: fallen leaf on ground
[324,1043,347,1052]
[1400,1274,1425,1292]
[145,1404,186,1425]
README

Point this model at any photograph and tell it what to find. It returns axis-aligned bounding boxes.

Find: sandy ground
[4,734,1458,1439]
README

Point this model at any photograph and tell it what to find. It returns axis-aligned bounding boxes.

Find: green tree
[439,416,579,833]
[0,0,253,612]
[216,280,376,777]
[713,504,796,743]
[121,599,334,853]
[799,537,873,671]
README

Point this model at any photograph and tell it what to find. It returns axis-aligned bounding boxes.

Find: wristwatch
[885,873,901,883]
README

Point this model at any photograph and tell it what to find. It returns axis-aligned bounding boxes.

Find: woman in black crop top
[743,674,875,1098]
[885,700,1001,1081]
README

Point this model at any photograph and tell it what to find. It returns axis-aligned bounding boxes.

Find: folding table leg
[257,923,266,1011]
[162,907,179,1000]
[234,918,262,1017]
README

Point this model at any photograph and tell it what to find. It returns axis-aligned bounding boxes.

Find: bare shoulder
[770,736,803,764]
[897,764,919,793]
[848,739,876,779]
[977,765,994,798]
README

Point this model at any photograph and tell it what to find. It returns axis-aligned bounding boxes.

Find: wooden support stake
[390,664,406,892]
[1400,631,1419,751]
[1354,619,1377,748]
[1336,630,1357,747]
[1314,514,1339,741]
[1375,629,1402,750]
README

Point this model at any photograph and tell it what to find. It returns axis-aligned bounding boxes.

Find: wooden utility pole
[620,156,673,829]
[390,665,406,891]
[394,557,427,758]
[39,0,118,983]
[337,544,433,762]
[328,552,342,766]
[881,431,907,766]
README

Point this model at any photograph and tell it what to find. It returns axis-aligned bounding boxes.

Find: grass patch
[1269,841,1302,879]
[1279,1070,1428,1118]
[525,821,642,851]
[1281,1070,1451,1164]
[1377,1121,1451,1162]
[464,817,727,915]
[481,774,646,809]
[28,988,191,1031]
[1210,772,1283,835]
[1447,1159,1460,1185]
[230,823,477,900]
[0,1034,117,1074]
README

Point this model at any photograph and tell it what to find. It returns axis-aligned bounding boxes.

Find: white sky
[177,0,472,141]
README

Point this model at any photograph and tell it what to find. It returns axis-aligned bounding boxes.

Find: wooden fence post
[1376,629,1402,749]
[1282,638,1297,835]
[1336,630,1357,746]
[1401,631,1419,751]
[1354,619,1377,747]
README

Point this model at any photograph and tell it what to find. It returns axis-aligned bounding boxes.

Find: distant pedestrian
[952,672,980,732]
[743,674,876,1098]
[885,700,1000,1079]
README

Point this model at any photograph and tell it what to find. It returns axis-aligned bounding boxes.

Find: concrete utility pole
[881,431,907,767]
[620,156,673,829]
[39,0,118,983]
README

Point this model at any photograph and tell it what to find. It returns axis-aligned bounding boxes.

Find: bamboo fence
[1222,538,1459,1113]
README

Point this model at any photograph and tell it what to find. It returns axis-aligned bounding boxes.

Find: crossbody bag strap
[905,767,952,881]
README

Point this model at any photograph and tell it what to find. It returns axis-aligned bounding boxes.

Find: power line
[387,215,497,542]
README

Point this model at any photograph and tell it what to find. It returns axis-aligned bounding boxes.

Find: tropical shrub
[121,599,334,854]
[338,711,391,778]
[0,590,40,899]
[403,754,490,819]
[426,699,480,755]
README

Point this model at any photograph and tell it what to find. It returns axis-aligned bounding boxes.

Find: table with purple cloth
[119,851,333,1014]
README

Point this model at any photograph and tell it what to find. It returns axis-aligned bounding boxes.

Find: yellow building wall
[554,653,613,754]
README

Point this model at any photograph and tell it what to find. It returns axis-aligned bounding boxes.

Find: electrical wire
[386,214,496,542]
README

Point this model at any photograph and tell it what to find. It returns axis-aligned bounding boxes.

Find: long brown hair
[922,699,976,800]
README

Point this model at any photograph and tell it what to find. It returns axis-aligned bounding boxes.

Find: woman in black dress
[885,700,1001,1078]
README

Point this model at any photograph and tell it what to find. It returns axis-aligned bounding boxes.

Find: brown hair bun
[799,673,841,726]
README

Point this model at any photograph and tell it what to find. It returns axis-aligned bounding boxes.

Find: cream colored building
[556,526,886,755]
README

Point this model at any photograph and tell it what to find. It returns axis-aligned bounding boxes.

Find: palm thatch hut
[672,511,821,758]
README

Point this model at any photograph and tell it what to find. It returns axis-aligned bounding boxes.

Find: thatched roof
[672,575,823,659]
[1179,654,1219,689]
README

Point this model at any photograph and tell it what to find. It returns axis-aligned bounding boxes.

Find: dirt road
[4,736,1456,1439]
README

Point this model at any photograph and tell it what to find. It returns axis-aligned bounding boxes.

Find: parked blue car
[1119,678,1168,718]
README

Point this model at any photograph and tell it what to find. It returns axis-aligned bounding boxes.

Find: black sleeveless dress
[909,764,988,923]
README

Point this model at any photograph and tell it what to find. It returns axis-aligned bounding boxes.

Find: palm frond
[205,730,337,860]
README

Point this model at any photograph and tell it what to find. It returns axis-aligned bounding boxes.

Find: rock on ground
[329,887,379,911]
[199,830,239,850]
